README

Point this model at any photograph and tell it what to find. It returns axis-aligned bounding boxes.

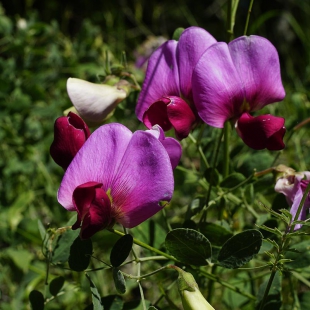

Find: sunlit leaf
[85,273,104,310]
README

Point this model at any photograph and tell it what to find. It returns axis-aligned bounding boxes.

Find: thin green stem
[223,122,230,178]
[244,0,254,35]
[188,133,209,168]
[258,270,277,310]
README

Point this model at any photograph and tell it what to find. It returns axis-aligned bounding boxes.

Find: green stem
[223,122,230,178]
[258,269,277,310]
[244,0,254,35]
[188,132,209,168]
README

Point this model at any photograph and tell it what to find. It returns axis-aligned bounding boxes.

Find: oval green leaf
[49,276,65,296]
[218,229,263,269]
[29,290,44,310]
[110,234,133,267]
[165,228,212,266]
[68,236,93,271]
[113,268,126,294]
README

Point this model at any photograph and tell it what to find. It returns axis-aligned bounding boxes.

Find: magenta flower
[275,172,310,230]
[50,112,91,170]
[192,35,286,150]
[136,26,217,140]
[57,123,175,239]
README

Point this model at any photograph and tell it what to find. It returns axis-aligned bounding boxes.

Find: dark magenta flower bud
[50,112,91,170]
[235,112,286,151]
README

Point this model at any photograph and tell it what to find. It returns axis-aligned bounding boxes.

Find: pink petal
[50,112,91,170]
[143,97,173,131]
[228,36,285,110]
[136,40,180,121]
[58,123,133,211]
[166,96,196,139]
[177,26,217,101]
[146,125,182,169]
[110,130,174,228]
[235,113,286,150]
[192,42,245,128]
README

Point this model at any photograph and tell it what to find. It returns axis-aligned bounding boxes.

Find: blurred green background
[1,0,310,309]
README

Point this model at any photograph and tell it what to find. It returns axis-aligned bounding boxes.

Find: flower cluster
[136,27,286,150]
[51,112,181,238]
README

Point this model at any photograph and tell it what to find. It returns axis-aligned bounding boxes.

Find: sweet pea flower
[192,35,286,150]
[50,112,90,170]
[136,26,217,140]
[67,78,128,126]
[57,123,175,239]
[275,171,310,230]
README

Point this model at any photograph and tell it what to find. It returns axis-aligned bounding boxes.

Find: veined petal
[110,130,174,228]
[58,123,133,211]
[235,113,286,150]
[67,78,126,124]
[177,26,216,101]
[136,40,180,121]
[228,36,285,110]
[192,42,245,128]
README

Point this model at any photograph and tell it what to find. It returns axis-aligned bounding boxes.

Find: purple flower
[192,35,286,150]
[136,26,217,140]
[57,123,175,239]
[50,112,91,170]
[275,172,310,230]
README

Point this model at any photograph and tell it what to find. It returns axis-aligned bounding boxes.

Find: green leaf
[49,276,65,296]
[256,272,281,310]
[165,228,212,266]
[68,236,93,271]
[113,268,126,294]
[110,234,133,267]
[286,240,310,269]
[258,219,279,238]
[85,273,104,310]
[29,290,44,310]
[37,219,47,241]
[148,307,158,310]
[220,173,246,188]
[172,27,184,40]
[51,228,80,263]
[218,229,263,269]
[5,248,33,273]
[101,295,124,310]
[199,222,233,246]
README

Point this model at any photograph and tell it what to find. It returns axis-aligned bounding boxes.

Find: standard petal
[235,113,285,150]
[228,36,285,110]
[58,123,133,211]
[67,78,126,124]
[136,40,180,121]
[110,131,174,228]
[177,26,217,101]
[192,42,245,128]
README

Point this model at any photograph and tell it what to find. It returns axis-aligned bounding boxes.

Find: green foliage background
[1,0,310,309]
